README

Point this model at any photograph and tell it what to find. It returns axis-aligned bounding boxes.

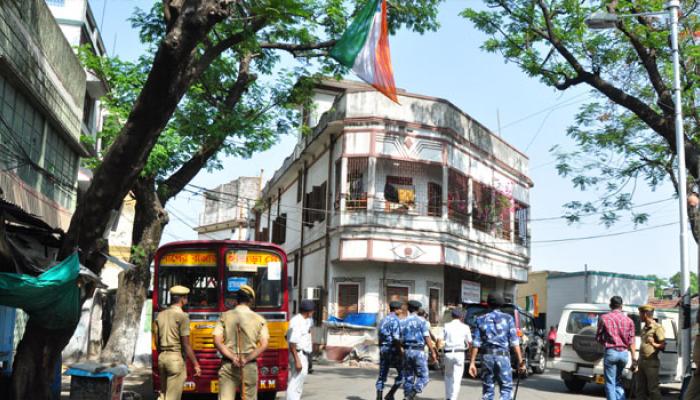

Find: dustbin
[65,362,128,400]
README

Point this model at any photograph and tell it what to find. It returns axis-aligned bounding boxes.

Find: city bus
[152,241,289,399]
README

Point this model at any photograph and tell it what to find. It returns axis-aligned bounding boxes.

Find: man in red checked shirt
[596,296,637,400]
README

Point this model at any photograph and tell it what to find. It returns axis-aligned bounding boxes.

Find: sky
[88,0,697,280]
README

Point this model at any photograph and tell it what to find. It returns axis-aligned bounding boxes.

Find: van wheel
[562,375,586,392]
[532,351,546,374]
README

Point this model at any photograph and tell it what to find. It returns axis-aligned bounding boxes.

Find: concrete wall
[516,271,548,310]
[588,274,649,306]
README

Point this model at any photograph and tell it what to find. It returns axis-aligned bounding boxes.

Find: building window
[271,213,287,244]
[385,285,409,317]
[514,202,529,245]
[429,288,440,325]
[82,93,93,129]
[346,157,368,210]
[337,283,359,318]
[427,182,442,217]
[448,170,469,225]
[496,193,512,240]
[303,181,326,226]
[472,180,494,232]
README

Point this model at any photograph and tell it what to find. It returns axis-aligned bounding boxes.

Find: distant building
[195,176,263,240]
[515,270,549,329]
[257,80,533,340]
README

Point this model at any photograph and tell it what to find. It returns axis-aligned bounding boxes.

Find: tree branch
[259,39,337,56]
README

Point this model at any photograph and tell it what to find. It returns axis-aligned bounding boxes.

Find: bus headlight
[261,367,270,376]
[271,367,279,375]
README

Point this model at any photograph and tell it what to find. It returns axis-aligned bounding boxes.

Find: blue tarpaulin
[326,312,377,327]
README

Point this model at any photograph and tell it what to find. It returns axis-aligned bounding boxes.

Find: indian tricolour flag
[330,0,398,103]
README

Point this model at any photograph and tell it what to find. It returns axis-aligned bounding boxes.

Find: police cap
[169,285,190,295]
[389,301,403,310]
[638,304,655,313]
[238,284,255,300]
[407,300,422,309]
[487,292,505,307]
[300,299,316,312]
[451,308,463,319]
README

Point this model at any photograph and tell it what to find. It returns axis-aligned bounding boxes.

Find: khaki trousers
[219,361,258,400]
[636,358,661,400]
[158,352,186,400]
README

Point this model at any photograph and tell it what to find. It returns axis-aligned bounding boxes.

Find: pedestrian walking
[401,300,438,400]
[442,308,471,400]
[213,284,269,400]
[595,296,637,400]
[683,307,700,400]
[286,299,315,400]
[468,292,526,400]
[635,304,665,400]
[154,285,201,400]
[376,301,404,400]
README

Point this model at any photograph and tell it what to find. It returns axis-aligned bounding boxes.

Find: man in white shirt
[442,308,472,400]
[286,300,315,400]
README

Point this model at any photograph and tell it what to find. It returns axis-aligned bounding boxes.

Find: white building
[546,271,652,329]
[258,81,532,337]
[196,176,263,240]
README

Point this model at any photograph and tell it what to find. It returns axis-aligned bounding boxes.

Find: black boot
[385,384,399,400]
[404,392,416,400]
[376,391,383,400]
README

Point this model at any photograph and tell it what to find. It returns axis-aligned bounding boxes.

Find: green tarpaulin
[0,252,80,329]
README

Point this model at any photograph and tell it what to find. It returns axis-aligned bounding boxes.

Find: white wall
[279,182,302,253]
[303,151,330,245]
[588,275,649,306]
[546,276,586,329]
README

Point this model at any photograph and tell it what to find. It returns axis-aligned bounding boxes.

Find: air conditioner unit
[304,287,321,301]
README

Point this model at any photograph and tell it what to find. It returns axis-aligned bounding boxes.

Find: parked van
[550,303,680,392]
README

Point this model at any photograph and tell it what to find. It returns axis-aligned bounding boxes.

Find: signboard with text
[225,251,281,272]
[461,280,481,304]
[160,251,217,267]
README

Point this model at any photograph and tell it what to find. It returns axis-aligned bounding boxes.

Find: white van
[550,303,680,392]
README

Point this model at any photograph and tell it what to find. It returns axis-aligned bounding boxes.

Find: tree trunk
[10,320,74,400]
[100,177,168,364]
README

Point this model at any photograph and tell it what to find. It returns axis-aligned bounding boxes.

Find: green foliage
[462,0,700,225]
[645,274,669,298]
[669,271,699,295]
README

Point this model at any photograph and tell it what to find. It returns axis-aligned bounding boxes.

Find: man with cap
[468,292,526,400]
[376,301,405,400]
[635,304,665,400]
[213,284,269,400]
[154,285,201,400]
[682,307,700,400]
[596,296,637,400]
[286,299,315,400]
[442,308,471,400]
[401,300,438,400]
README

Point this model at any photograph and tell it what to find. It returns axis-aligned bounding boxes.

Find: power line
[530,197,674,222]
[500,92,591,131]
[532,221,677,244]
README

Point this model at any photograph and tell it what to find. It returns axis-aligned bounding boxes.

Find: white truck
[550,303,683,392]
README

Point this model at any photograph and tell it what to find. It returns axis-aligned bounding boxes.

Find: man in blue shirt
[401,300,437,400]
[468,292,526,400]
[376,301,404,400]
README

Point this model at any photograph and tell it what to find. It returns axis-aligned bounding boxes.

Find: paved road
[61,364,683,399]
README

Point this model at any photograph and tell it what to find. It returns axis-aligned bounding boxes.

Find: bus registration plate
[211,380,219,393]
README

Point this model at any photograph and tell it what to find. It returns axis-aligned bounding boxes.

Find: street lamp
[586,0,693,374]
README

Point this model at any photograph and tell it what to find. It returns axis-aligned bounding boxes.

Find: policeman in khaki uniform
[154,285,202,400]
[634,304,665,400]
[213,284,269,400]
[683,308,700,400]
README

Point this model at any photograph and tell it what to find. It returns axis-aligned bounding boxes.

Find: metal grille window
[337,283,359,318]
[427,182,442,217]
[346,157,368,210]
[472,180,494,232]
[514,202,529,245]
[496,193,512,240]
[376,159,440,216]
[448,171,469,225]
[271,213,287,244]
[304,182,327,225]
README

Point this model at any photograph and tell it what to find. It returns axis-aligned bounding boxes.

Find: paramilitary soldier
[376,301,404,400]
[213,284,269,400]
[468,292,526,400]
[635,304,665,400]
[154,285,201,400]
[401,300,438,400]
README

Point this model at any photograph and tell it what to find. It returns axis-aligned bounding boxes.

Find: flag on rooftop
[330,0,399,103]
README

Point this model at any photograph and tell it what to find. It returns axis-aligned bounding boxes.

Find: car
[550,303,681,393]
[463,302,547,375]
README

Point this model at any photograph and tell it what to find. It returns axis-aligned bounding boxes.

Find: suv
[464,303,547,374]
[550,303,680,393]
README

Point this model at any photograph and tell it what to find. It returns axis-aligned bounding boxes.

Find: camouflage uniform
[376,312,403,391]
[400,312,430,397]
[472,309,519,400]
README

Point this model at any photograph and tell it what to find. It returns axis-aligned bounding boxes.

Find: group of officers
[376,291,527,400]
[154,284,317,400]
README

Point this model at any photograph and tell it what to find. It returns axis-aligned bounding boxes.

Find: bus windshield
[158,250,218,309]
[224,249,283,309]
